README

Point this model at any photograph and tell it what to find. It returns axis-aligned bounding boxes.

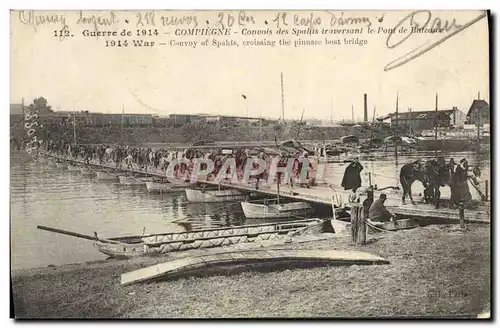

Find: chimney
[363,94,368,122]
[478,91,480,100]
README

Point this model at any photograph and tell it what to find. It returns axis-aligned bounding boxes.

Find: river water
[10,149,490,270]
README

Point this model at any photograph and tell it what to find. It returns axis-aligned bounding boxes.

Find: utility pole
[73,112,77,145]
[435,93,438,158]
[477,103,481,152]
[259,108,262,145]
[395,92,399,159]
[408,107,412,135]
[477,90,481,151]
[363,93,368,122]
[121,105,124,145]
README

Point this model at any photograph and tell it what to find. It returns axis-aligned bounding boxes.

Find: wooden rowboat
[241,201,313,219]
[366,219,420,232]
[330,218,420,234]
[96,218,324,258]
[145,181,191,193]
[37,219,324,259]
[185,188,248,203]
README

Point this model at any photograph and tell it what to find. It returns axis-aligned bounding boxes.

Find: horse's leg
[434,187,441,209]
[425,185,432,204]
[407,180,416,205]
[401,177,408,205]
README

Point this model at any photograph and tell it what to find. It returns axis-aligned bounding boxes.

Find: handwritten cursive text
[272,11,372,29]
[384,10,487,71]
[76,10,118,33]
[215,11,255,30]
[325,11,372,28]
[18,10,67,32]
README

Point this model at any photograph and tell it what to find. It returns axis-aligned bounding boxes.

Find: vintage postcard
[10,9,491,319]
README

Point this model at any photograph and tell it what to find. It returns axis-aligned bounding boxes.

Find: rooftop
[378,109,458,121]
[466,99,489,117]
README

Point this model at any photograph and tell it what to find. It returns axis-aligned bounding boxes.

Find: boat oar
[468,177,486,201]
[37,225,121,244]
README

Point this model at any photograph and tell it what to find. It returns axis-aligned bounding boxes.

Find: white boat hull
[330,219,351,234]
[185,188,247,203]
[241,201,313,219]
[145,181,190,193]
[119,176,153,186]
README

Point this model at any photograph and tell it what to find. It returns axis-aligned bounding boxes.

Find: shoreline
[11,224,490,318]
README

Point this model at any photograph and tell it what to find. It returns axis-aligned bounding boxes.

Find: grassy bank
[11,224,490,319]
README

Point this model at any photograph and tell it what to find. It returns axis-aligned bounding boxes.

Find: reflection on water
[10,150,490,270]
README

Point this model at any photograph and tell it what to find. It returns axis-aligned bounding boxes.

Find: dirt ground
[11,224,490,319]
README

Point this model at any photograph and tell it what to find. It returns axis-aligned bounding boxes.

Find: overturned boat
[185,187,248,203]
[121,249,390,285]
[241,200,313,219]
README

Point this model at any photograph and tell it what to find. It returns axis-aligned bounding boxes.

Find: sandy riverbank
[11,224,490,319]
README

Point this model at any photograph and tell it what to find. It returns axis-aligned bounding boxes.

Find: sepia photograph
[9,8,491,319]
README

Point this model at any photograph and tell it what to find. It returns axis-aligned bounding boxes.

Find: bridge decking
[47,154,491,224]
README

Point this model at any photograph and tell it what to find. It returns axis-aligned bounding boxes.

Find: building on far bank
[169,113,268,126]
[86,113,153,126]
[43,111,153,127]
[466,99,490,125]
[378,107,467,133]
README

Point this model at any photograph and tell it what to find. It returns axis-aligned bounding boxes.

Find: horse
[400,158,453,208]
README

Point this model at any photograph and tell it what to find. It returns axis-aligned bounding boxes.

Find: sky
[10,10,489,121]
